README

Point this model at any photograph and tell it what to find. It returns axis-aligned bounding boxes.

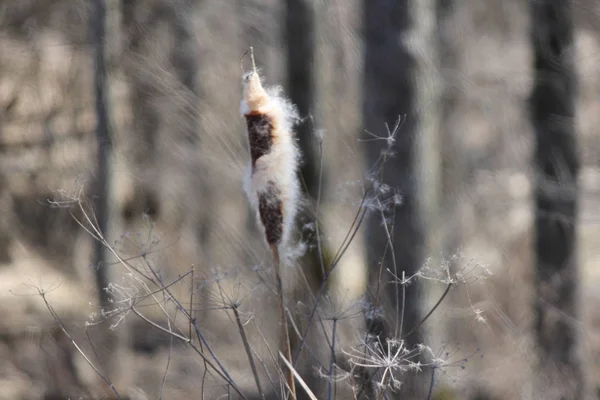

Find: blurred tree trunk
[121,0,200,222]
[435,0,470,353]
[284,1,329,397]
[285,0,317,200]
[413,0,442,259]
[284,0,323,287]
[362,0,425,398]
[119,0,202,366]
[121,0,205,256]
[90,0,128,397]
[92,0,112,312]
[121,0,161,220]
[529,1,584,398]
[436,0,462,258]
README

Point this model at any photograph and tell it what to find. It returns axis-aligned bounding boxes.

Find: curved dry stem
[271,244,296,399]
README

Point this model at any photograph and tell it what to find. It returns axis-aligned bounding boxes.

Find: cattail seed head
[242,72,269,113]
[240,61,300,251]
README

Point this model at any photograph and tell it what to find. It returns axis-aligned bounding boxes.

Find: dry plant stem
[355,283,454,399]
[315,138,326,278]
[185,268,209,397]
[327,318,337,400]
[402,282,452,340]
[191,317,243,396]
[139,255,245,398]
[200,367,208,400]
[279,352,318,400]
[189,266,195,342]
[253,319,289,395]
[285,306,327,372]
[141,255,237,385]
[399,270,405,338]
[426,367,435,400]
[67,196,246,397]
[38,290,120,397]
[377,382,386,400]
[84,328,105,376]
[376,198,400,337]
[129,305,240,394]
[233,305,264,399]
[134,302,245,398]
[284,255,330,370]
[271,244,296,399]
[159,319,174,400]
[293,190,370,365]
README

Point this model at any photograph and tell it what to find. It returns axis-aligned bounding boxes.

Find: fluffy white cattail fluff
[240,65,301,251]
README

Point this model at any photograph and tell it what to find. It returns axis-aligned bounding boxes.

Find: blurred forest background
[1,0,600,399]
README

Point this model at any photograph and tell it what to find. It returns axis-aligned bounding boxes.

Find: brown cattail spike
[246,113,275,170]
[258,181,284,245]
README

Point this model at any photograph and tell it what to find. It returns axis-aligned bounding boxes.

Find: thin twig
[191,318,243,397]
[159,318,174,400]
[142,255,237,386]
[403,283,453,340]
[377,198,399,337]
[131,307,189,342]
[399,271,406,338]
[83,325,111,385]
[201,367,208,400]
[293,203,369,365]
[62,186,246,397]
[271,244,296,399]
[39,290,120,397]
[130,303,243,397]
[253,319,287,396]
[233,305,264,399]
[279,352,318,400]
[315,136,326,278]
[327,318,337,400]
[250,46,257,72]
[138,255,246,398]
[131,269,194,303]
[189,266,195,343]
[426,367,436,400]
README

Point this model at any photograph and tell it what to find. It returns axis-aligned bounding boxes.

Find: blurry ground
[0,0,600,399]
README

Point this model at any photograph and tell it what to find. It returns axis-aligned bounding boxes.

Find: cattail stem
[249,46,257,73]
[271,244,296,399]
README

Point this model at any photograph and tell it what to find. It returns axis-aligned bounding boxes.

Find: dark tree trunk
[283,2,328,398]
[362,0,425,398]
[89,1,131,395]
[530,1,583,398]
[121,0,161,221]
[285,0,317,199]
[284,1,323,288]
[92,0,112,309]
[120,0,200,223]
[437,0,461,243]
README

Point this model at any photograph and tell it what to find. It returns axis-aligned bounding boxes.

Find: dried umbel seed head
[240,52,301,250]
